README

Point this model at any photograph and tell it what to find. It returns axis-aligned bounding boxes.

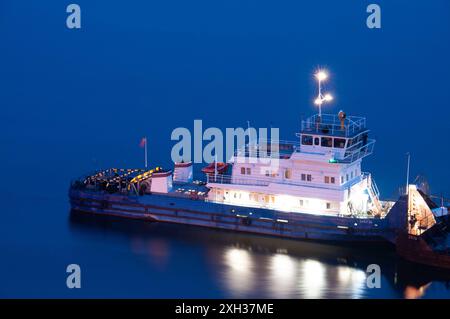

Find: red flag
[139,137,147,148]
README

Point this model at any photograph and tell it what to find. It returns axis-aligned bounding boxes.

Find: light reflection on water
[69,212,450,299]
[220,248,366,299]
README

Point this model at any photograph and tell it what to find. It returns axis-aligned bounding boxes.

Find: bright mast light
[315,70,328,81]
[314,69,333,117]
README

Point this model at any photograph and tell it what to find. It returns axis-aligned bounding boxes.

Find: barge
[69,70,448,246]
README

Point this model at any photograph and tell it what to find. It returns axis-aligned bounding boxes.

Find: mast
[214,153,218,181]
[144,137,148,168]
[314,69,333,118]
[406,152,410,195]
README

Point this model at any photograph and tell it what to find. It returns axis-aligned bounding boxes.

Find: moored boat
[68,69,445,245]
[393,185,450,269]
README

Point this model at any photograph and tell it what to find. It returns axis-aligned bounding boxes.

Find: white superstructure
[206,113,382,217]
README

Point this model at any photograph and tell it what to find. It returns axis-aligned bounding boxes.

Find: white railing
[206,173,363,191]
[340,139,376,163]
[301,113,367,137]
[233,139,300,159]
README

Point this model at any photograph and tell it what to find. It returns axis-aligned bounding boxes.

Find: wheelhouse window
[321,137,333,147]
[347,138,354,147]
[334,138,346,148]
[301,135,313,146]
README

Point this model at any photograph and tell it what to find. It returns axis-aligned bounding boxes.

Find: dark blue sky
[1,0,450,198]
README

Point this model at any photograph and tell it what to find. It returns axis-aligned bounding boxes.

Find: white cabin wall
[150,175,173,193]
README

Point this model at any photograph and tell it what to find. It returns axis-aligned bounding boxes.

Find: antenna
[214,153,218,181]
[405,152,411,195]
[314,69,333,117]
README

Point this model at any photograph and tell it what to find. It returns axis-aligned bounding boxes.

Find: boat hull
[69,188,392,243]
[396,233,450,270]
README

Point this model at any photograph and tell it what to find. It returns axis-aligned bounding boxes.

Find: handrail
[301,113,367,137]
[207,172,366,191]
[340,139,375,163]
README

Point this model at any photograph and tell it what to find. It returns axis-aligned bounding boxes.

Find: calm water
[1,0,450,298]
[2,185,450,298]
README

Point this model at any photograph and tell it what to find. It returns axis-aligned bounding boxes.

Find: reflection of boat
[69,209,450,298]
[394,185,450,270]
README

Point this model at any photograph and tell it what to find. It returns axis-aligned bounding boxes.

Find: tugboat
[395,185,450,269]
[69,69,423,243]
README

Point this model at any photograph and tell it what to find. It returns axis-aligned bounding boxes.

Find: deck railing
[233,139,300,159]
[206,171,369,191]
[340,139,376,163]
[301,114,367,137]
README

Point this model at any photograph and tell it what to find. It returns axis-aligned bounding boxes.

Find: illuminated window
[241,167,245,175]
[302,135,313,146]
[284,169,292,179]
